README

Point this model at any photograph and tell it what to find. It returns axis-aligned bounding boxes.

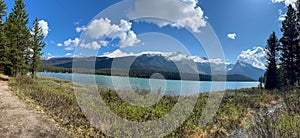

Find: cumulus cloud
[57,37,102,50]
[58,18,140,51]
[75,26,86,33]
[38,20,50,37]
[227,33,237,40]
[83,18,140,47]
[99,40,109,47]
[79,41,101,50]
[64,38,80,46]
[127,0,206,32]
[238,47,267,69]
[271,0,297,7]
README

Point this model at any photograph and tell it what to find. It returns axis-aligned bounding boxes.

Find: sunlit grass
[0,73,9,80]
[8,76,300,137]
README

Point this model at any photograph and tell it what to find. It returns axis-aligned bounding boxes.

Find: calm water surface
[38,72,259,95]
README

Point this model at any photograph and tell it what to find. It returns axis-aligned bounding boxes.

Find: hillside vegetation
[9,76,300,137]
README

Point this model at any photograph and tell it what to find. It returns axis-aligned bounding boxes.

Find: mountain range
[42,50,265,81]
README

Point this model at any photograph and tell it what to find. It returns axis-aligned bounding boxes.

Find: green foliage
[265,32,279,89]
[249,89,300,137]
[30,17,45,77]
[10,76,300,137]
[0,0,45,77]
[296,0,300,86]
[0,0,7,73]
[2,0,31,76]
[279,5,299,86]
[264,2,300,88]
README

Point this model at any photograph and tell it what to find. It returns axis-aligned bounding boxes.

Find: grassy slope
[9,76,300,137]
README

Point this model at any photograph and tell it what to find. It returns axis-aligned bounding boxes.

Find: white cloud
[237,47,267,69]
[75,26,86,33]
[57,38,80,51]
[271,0,297,7]
[64,38,80,47]
[227,33,237,40]
[57,38,108,51]
[57,43,63,47]
[65,47,74,51]
[99,40,109,47]
[278,9,286,21]
[79,41,101,50]
[58,18,140,51]
[83,18,140,47]
[65,53,73,56]
[127,0,206,33]
[38,20,50,37]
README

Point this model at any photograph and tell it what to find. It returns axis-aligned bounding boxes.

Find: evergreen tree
[4,13,18,76]
[30,17,45,77]
[0,0,5,23]
[265,32,279,89]
[0,0,7,73]
[5,0,31,76]
[295,0,300,85]
[279,4,298,86]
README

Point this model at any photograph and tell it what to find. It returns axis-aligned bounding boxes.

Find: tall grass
[9,76,299,137]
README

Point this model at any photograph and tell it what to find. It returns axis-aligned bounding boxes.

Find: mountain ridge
[42,50,265,80]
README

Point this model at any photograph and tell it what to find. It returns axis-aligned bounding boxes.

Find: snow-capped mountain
[237,47,266,70]
[41,56,54,60]
[103,49,265,80]
[227,61,265,80]
[43,49,265,80]
[103,49,230,65]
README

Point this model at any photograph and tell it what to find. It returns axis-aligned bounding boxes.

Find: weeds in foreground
[9,76,300,137]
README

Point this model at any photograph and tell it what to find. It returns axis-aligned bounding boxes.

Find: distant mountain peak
[43,50,266,80]
[237,47,266,70]
[41,56,54,60]
[102,49,230,65]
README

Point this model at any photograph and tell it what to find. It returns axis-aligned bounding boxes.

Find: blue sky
[5,0,294,63]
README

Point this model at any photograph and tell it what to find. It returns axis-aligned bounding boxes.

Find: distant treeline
[39,64,255,81]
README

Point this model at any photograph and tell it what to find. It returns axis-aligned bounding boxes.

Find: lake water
[38,72,259,95]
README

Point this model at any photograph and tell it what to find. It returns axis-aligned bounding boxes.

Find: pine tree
[5,0,31,76]
[30,17,45,77]
[295,0,300,86]
[4,13,19,76]
[265,32,279,89]
[279,4,298,86]
[0,0,5,24]
[0,0,7,73]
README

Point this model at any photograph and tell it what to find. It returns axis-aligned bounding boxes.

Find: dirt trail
[0,80,66,138]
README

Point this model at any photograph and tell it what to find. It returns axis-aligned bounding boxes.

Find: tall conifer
[265,32,279,89]
[0,0,7,73]
[5,0,31,76]
[30,17,45,77]
[280,5,298,86]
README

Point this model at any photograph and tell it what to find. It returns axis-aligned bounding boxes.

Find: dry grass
[0,73,9,81]
[8,76,300,137]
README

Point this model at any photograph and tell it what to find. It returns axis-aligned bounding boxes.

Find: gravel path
[0,80,66,138]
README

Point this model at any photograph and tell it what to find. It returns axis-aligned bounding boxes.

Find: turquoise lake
[38,72,259,95]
